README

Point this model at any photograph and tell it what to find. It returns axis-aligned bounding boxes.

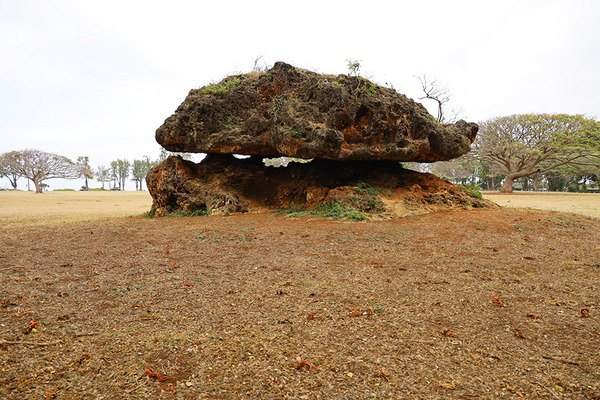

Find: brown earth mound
[146,154,494,217]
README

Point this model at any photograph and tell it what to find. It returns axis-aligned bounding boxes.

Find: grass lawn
[0,190,152,228]
[484,191,600,219]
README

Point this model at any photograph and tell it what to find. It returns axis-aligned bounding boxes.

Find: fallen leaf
[526,313,540,319]
[441,330,456,337]
[581,308,590,318]
[45,390,58,400]
[349,308,362,317]
[77,354,91,366]
[490,297,505,307]
[145,367,169,381]
[506,386,525,397]
[438,382,456,389]
[165,386,177,394]
[11,311,35,317]
[296,361,312,371]
[375,371,389,381]
[23,319,38,334]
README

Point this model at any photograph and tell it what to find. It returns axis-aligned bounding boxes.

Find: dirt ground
[1,204,600,399]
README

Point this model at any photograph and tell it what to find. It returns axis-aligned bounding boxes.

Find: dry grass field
[483,191,600,219]
[1,190,598,228]
[0,191,152,228]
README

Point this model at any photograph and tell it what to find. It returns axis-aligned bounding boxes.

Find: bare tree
[417,75,451,124]
[0,152,21,189]
[2,149,79,193]
[95,165,110,189]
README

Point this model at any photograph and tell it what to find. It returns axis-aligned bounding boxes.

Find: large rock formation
[156,62,477,163]
[148,62,494,218]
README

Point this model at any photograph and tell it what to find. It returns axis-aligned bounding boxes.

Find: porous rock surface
[156,62,478,163]
[146,154,492,217]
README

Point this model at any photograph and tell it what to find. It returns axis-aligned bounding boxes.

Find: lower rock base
[146,154,495,218]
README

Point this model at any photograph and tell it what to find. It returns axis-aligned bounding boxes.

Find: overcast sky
[1,0,599,189]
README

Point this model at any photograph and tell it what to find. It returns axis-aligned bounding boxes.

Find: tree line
[0,148,189,193]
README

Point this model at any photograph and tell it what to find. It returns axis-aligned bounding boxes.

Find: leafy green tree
[131,156,155,191]
[1,149,79,193]
[472,114,600,193]
[109,161,119,189]
[111,159,131,190]
[76,156,93,189]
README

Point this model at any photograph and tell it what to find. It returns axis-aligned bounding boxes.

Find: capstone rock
[156,62,478,162]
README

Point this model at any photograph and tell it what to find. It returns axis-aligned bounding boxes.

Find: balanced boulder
[148,62,493,218]
[156,62,477,163]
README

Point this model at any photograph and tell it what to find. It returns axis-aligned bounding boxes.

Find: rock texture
[156,62,478,163]
[146,154,492,217]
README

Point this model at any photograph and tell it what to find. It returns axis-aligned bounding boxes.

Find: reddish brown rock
[146,154,494,217]
[156,62,478,162]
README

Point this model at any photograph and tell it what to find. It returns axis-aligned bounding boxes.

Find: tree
[417,75,454,124]
[111,159,131,190]
[473,114,600,193]
[1,149,79,193]
[95,165,110,189]
[0,152,21,189]
[76,156,93,189]
[109,161,119,189]
[131,156,155,191]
